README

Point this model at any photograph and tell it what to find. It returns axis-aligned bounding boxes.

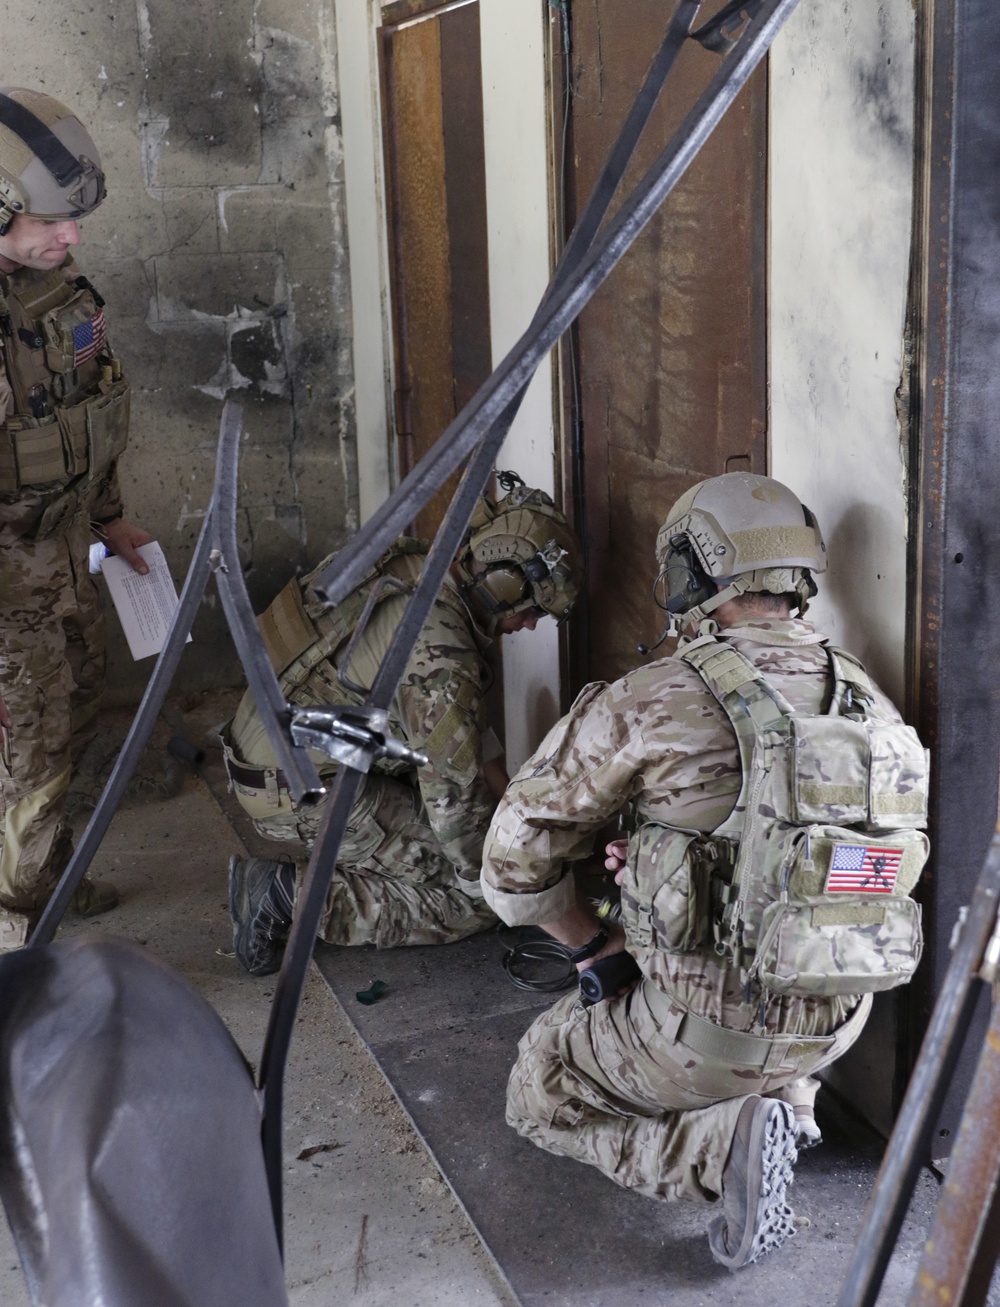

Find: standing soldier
[0,89,150,950]
[481,473,929,1269]
[226,474,582,976]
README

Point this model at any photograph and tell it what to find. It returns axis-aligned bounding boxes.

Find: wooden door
[562,3,769,686]
[378,0,493,540]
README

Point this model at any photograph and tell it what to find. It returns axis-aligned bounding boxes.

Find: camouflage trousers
[507,978,871,1204]
[248,770,495,948]
[0,518,105,925]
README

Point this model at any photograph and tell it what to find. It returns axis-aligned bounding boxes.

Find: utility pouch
[746,822,929,995]
[752,896,923,997]
[81,377,130,479]
[0,416,66,491]
[53,376,129,483]
[790,716,928,831]
[32,487,82,542]
[619,822,730,953]
[41,284,104,375]
[24,379,131,540]
[258,577,318,676]
[866,722,929,830]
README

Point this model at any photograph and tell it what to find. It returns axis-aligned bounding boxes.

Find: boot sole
[708,1099,798,1270]
[228,855,285,977]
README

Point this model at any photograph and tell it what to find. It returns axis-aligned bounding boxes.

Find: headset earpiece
[467,564,529,614]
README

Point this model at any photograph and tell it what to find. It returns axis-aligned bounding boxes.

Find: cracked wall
[6,0,359,696]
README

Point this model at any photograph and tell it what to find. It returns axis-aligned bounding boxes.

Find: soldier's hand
[103,518,153,575]
[604,837,629,879]
[0,691,10,730]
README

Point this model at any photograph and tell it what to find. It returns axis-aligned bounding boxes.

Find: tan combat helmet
[0,88,106,236]
[655,471,827,626]
[456,471,581,635]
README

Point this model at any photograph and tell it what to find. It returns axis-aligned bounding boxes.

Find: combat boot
[229,856,296,977]
[708,1096,798,1270]
[69,875,119,918]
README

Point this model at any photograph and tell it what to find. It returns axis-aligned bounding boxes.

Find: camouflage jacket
[481,618,905,1036]
[232,570,497,881]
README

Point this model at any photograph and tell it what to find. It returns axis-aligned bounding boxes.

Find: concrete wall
[5,0,359,700]
[769,0,916,711]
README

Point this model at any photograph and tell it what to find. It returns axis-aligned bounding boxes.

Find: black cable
[500,934,577,993]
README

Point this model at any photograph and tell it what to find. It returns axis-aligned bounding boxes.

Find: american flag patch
[826,843,904,895]
[72,309,106,366]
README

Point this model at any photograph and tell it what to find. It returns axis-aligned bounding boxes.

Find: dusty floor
[0,695,515,1307]
[0,692,991,1305]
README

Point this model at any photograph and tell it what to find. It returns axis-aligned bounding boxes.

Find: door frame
[335,0,562,769]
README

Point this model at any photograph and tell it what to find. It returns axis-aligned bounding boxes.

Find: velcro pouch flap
[791,716,869,824]
[754,895,923,997]
[868,722,929,830]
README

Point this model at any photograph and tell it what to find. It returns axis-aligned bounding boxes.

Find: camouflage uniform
[481,618,890,1204]
[0,258,127,940]
[226,558,498,947]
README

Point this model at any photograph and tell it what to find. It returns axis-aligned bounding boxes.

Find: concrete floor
[0,692,989,1305]
[0,695,515,1307]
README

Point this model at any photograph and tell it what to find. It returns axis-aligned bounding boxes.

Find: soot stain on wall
[851,5,913,157]
[124,0,357,695]
[230,319,287,394]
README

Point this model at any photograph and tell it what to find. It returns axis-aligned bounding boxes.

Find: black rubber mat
[313,929,960,1307]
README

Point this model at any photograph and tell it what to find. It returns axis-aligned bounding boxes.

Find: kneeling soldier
[227,474,581,975]
[481,473,929,1269]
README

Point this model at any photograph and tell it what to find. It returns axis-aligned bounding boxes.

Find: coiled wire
[501,935,576,993]
[497,895,623,993]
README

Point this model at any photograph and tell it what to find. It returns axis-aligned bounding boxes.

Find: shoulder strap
[680,637,798,840]
[8,265,74,319]
[825,645,875,717]
[264,539,427,688]
[680,637,795,740]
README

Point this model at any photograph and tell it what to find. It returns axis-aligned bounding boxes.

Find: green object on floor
[356,980,388,1006]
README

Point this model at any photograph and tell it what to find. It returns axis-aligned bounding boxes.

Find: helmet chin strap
[679,567,816,633]
[680,574,754,629]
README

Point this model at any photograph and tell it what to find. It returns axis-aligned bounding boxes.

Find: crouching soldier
[481,473,929,1269]
[227,473,582,975]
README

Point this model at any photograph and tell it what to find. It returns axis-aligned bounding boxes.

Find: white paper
[100,541,192,661]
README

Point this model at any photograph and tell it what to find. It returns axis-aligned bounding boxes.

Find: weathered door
[378,0,493,540]
[563,3,768,687]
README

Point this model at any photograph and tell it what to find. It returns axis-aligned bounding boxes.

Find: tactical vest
[258,538,431,709]
[0,261,130,538]
[619,634,930,999]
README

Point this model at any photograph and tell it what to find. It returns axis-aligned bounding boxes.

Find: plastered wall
[481,0,561,771]
[770,0,916,711]
[5,0,359,700]
[769,0,917,1137]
